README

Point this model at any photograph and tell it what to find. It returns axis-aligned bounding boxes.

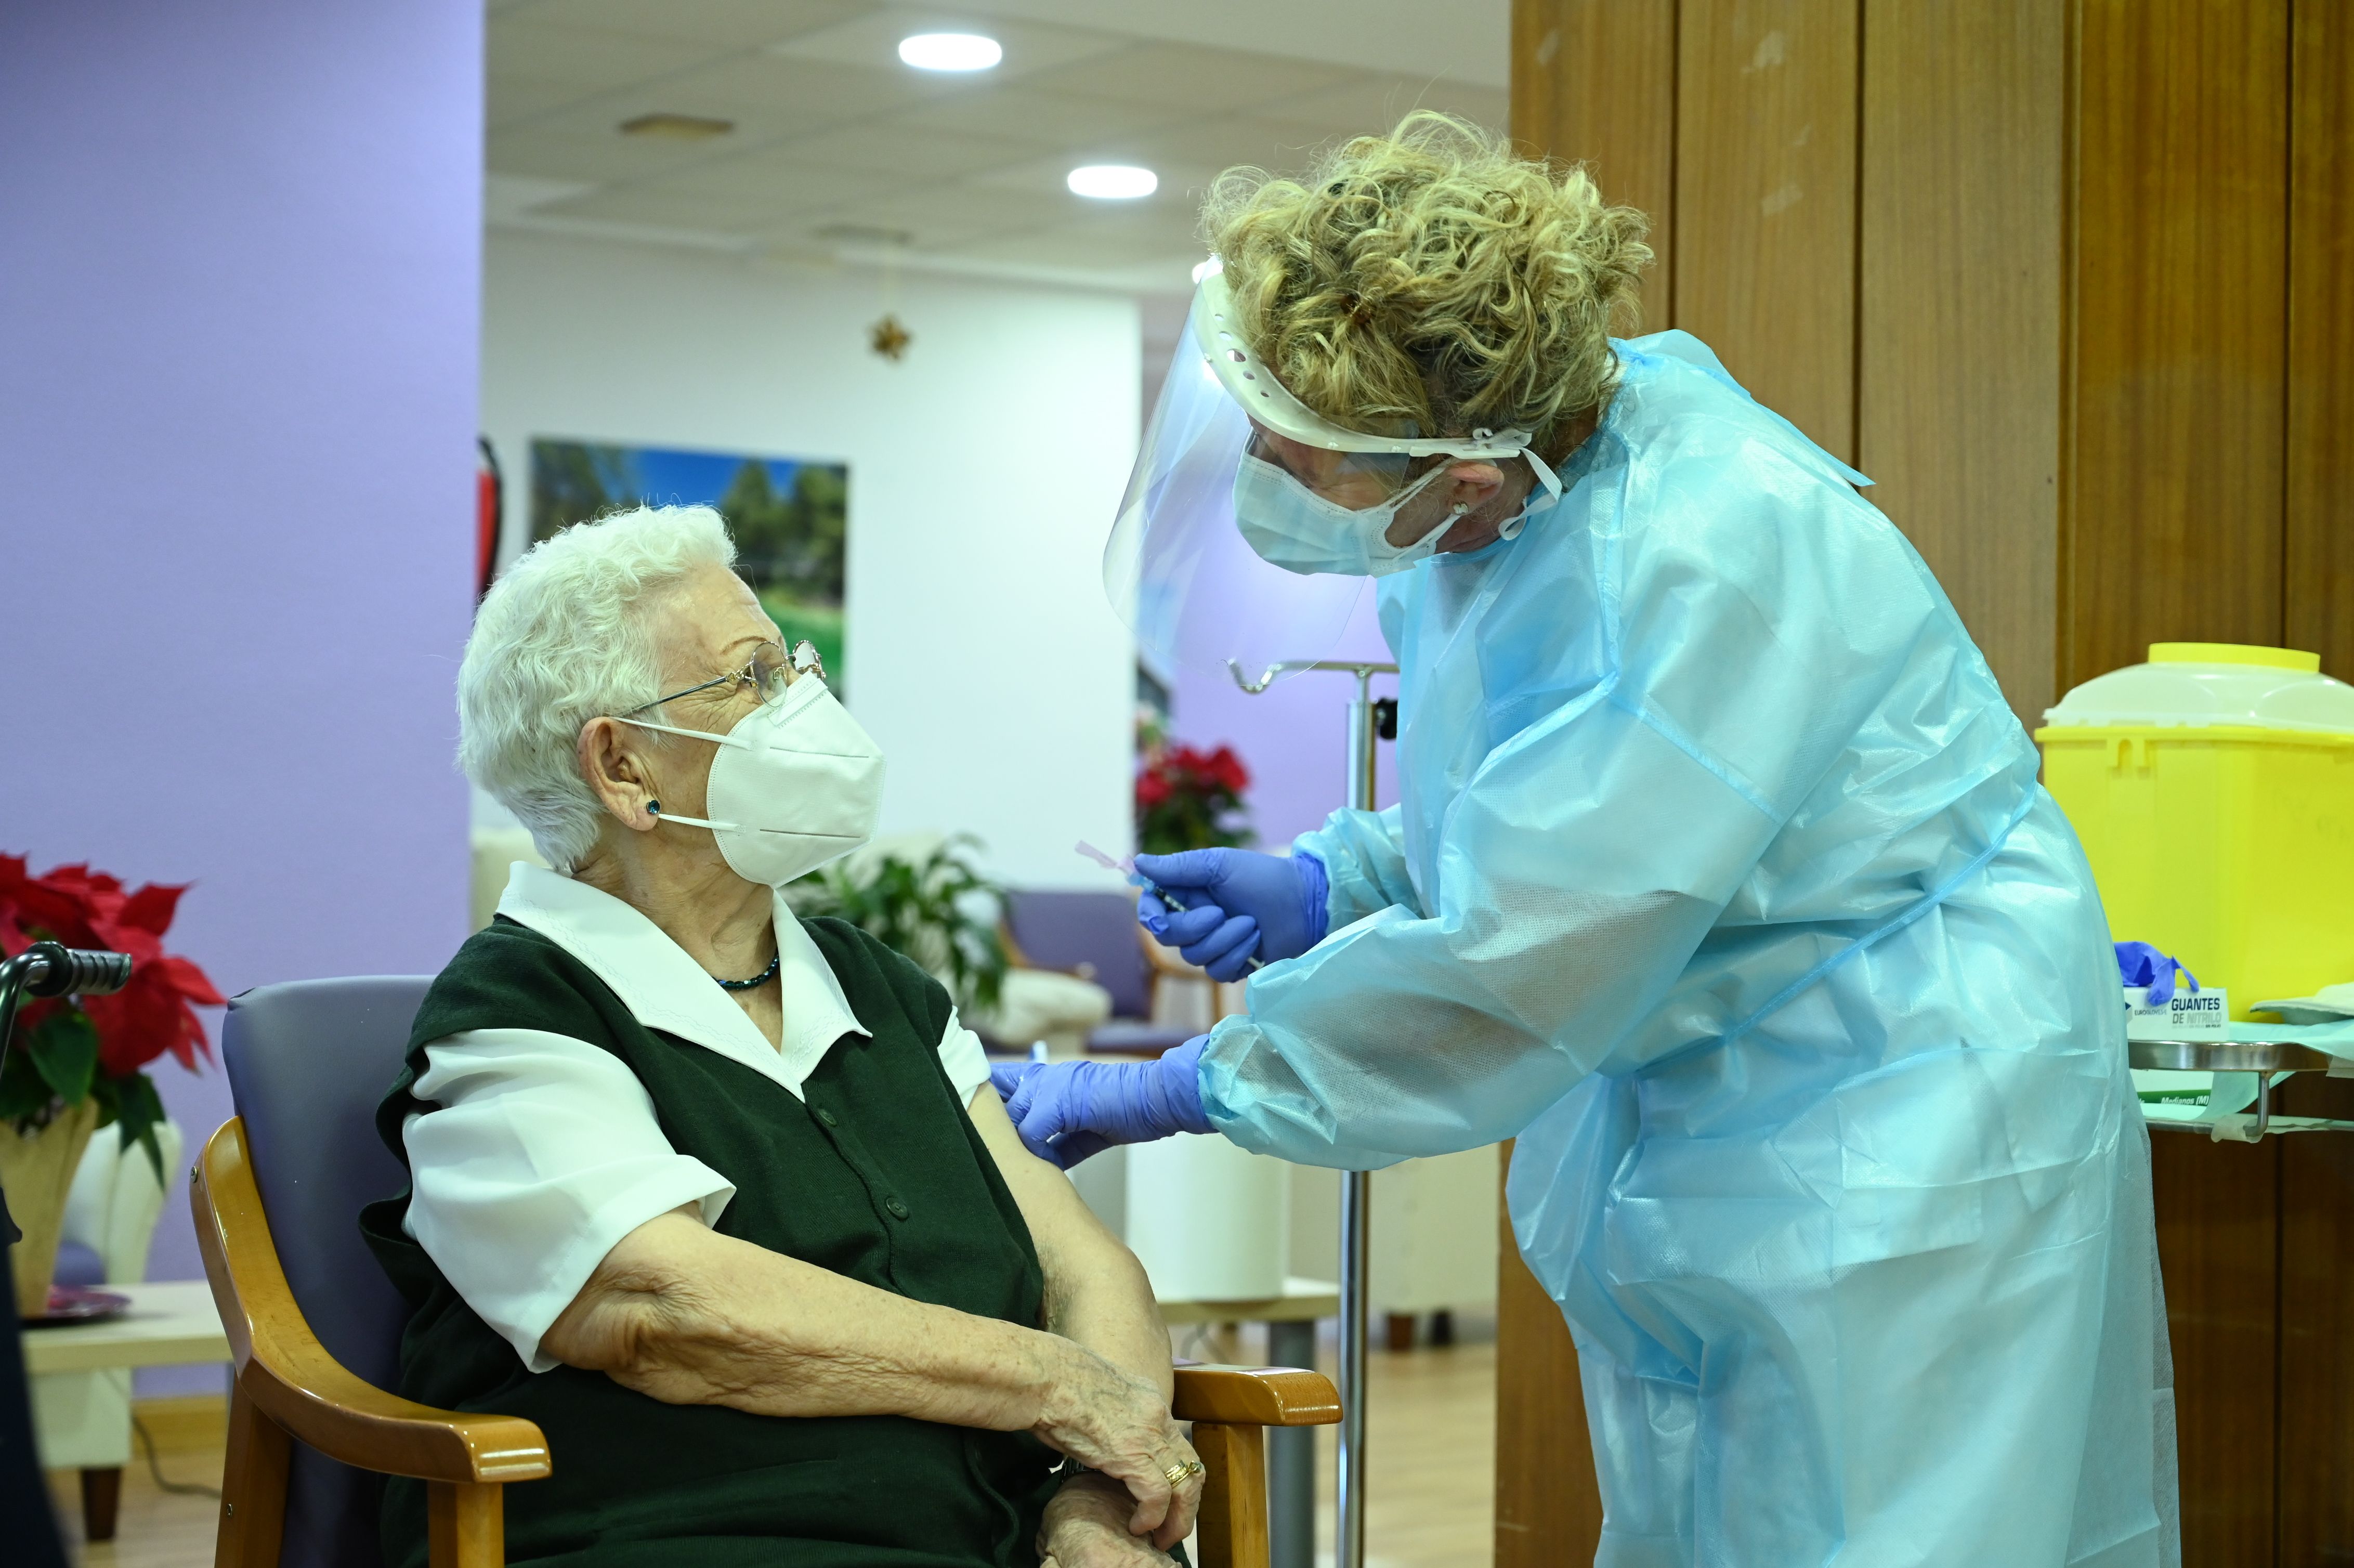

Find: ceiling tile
[765,123,1041,180]
[892,86,1194,148]
[540,176,862,234]
[1019,41,1362,115]
[488,123,734,184]
[963,151,1222,206]
[1097,115,1352,181]
[627,52,952,122]
[487,16,726,92]
[768,8,1129,81]
[658,149,891,209]
[520,0,875,50]
[487,72,607,131]
[485,173,598,221]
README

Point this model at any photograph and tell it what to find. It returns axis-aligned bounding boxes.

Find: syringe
[1074,841,1262,972]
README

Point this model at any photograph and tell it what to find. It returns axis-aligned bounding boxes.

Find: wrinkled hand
[1039,1473,1182,1566]
[991,1041,1211,1169]
[1135,848,1328,983]
[1033,1345,1203,1550]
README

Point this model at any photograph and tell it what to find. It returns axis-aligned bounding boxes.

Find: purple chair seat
[1085,1020,1196,1057]
[1002,891,1202,1055]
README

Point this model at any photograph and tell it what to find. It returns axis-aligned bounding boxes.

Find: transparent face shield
[1103,266,1562,683]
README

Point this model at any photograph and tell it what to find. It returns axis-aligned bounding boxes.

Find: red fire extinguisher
[476,436,502,601]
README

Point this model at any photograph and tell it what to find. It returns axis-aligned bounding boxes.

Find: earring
[1449,502,1472,517]
[646,800,661,816]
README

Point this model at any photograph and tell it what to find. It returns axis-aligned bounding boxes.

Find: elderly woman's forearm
[1042,1240,1173,1403]
[544,1210,1065,1429]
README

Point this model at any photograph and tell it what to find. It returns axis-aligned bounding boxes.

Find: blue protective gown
[1197,333,2179,1567]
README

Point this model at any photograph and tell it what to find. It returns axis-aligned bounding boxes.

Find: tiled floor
[44,1330,1497,1567]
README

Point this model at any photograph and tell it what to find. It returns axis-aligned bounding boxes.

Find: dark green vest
[361,916,1060,1568]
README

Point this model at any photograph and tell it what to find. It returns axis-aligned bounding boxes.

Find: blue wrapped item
[1196,333,2178,1565]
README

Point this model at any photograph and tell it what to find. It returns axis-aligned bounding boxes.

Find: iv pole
[1230,656,1396,1568]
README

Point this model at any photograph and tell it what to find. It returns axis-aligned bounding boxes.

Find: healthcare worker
[995,115,2178,1566]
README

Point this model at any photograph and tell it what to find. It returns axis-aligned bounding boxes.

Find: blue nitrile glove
[1133,848,1330,984]
[2115,941,2198,1006]
[991,1037,1213,1169]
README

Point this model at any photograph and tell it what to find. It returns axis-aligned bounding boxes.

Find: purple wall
[1168,591,1402,850]
[1,2,481,1391]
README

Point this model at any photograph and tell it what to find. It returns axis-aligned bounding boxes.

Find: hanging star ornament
[869,313,912,361]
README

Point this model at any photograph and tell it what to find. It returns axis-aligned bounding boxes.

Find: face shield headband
[1102,264,1565,683]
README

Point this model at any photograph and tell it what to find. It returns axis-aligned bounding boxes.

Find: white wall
[480,231,1141,888]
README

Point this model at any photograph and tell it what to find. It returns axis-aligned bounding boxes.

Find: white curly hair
[459,505,737,872]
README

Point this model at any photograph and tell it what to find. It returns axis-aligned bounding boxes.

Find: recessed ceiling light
[618,112,734,140]
[898,32,1002,71]
[1068,164,1157,200]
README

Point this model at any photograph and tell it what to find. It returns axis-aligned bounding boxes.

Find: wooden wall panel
[1672,0,1859,461]
[1503,20,1673,1558]
[2277,4,2354,1561]
[2064,0,2293,694]
[2283,0,2354,682]
[1492,1142,1600,1566]
[2277,1078,2354,1561]
[2148,1137,2282,1565]
[1857,0,2064,726]
[2071,8,2292,1558]
[1510,0,1680,328]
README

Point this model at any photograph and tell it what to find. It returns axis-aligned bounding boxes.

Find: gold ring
[1163,1459,1205,1487]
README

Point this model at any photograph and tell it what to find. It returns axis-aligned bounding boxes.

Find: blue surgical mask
[1233,455,1564,578]
[1232,456,1461,578]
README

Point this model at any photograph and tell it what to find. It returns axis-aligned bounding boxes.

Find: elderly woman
[360,506,1198,1568]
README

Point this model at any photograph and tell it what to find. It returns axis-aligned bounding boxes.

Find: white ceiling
[486,0,1510,292]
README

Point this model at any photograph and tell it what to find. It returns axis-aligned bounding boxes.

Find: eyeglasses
[623,638,823,718]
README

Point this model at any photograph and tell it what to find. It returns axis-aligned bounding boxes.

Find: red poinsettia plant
[0,855,221,1181]
[1136,721,1256,856]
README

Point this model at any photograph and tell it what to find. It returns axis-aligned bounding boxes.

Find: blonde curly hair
[1201,113,1652,457]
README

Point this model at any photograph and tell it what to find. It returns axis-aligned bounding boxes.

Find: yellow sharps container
[2038,643,2354,1018]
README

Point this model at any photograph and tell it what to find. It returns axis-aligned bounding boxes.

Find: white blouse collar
[492,861,869,1101]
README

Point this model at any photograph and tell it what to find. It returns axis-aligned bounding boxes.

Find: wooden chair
[194,976,1339,1568]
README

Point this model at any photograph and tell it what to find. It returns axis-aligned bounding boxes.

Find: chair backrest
[221,975,434,1568]
[1003,891,1152,1019]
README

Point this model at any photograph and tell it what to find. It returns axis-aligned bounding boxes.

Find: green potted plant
[0,856,218,1318]
[786,835,1008,1013]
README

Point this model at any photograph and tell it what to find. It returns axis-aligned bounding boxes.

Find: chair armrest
[1171,1364,1341,1427]
[193,1117,551,1485]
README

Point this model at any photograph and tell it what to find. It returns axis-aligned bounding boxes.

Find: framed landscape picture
[531,437,849,693]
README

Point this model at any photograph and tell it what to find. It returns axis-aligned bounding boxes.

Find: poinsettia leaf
[0,1039,55,1126]
[106,1071,168,1187]
[117,883,186,936]
[154,953,226,1005]
[28,1008,98,1106]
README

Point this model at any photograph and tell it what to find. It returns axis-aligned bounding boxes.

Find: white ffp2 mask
[621,674,883,888]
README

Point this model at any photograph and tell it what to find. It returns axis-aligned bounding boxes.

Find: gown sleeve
[1198,442,1937,1168]
[1296,805,1416,929]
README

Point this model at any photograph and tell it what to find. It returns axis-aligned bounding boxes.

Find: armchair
[1001,891,1200,1057]
[196,976,1338,1568]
